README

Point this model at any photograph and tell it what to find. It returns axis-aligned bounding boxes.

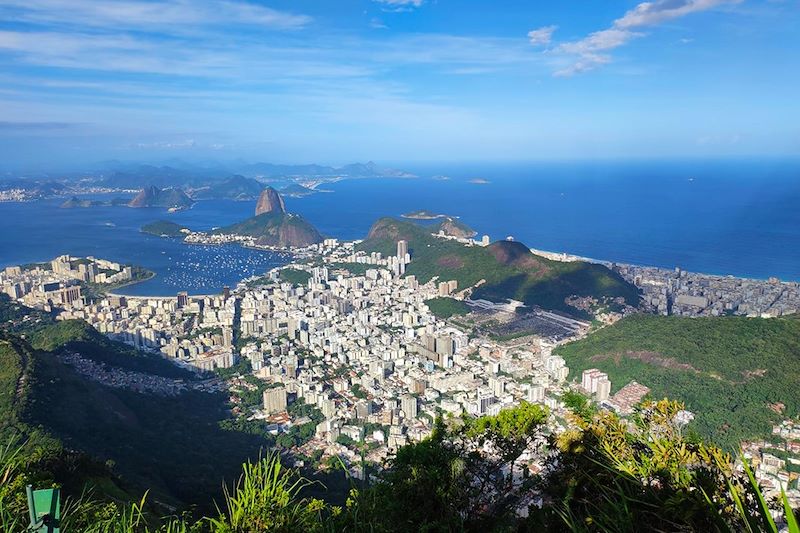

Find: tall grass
[0,438,26,533]
[206,452,324,533]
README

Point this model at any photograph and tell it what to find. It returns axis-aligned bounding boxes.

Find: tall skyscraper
[397,240,408,261]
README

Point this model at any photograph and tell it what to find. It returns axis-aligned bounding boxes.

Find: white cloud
[372,0,424,12]
[527,25,557,46]
[554,54,612,77]
[614,0,739,29]
[545,0,740,76]
[0,0,312,30]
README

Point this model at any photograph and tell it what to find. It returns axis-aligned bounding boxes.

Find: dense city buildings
[4,234,800,508]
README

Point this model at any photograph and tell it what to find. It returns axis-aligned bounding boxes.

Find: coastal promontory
[128,186,193,209]
[254,186,286,215]
[434,217,477,238]
[214,188,322,248]
[60,196,104,208]
[141,220,189,237]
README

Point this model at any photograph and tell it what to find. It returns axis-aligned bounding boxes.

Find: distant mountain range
[189,175,264,201]
[0,160,414,204]
[93,160,413,190]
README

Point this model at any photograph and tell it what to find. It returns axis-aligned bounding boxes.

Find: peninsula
[141,220,189,238]
[213,187,323,248]
[401,209,447,220]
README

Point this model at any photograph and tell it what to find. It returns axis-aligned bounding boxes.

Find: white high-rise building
[400,394,418,420]
[397,240,409,262]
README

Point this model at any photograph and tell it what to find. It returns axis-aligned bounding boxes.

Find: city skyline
[0,0,798,169]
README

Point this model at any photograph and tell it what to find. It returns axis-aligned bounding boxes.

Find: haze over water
[294,159,800,281]
[1,159,798,295]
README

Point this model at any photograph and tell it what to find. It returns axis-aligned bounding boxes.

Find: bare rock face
[255,187,286,216]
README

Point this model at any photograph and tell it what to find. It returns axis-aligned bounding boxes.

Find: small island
[128,186,194,209]
[401,210,447,220]
[141,220,190,238]
[60,196,105,208]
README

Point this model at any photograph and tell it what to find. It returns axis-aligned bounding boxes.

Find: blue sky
[0,0,798,169]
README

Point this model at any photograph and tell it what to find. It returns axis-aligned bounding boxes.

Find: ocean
[1,159,799,295]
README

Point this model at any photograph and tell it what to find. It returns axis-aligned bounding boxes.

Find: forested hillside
[556,314,800,448]
[358,217,639,316]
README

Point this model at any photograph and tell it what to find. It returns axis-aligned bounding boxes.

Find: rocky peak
[255,187,286,216]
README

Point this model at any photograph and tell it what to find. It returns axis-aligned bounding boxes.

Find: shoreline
[528,246,796,285]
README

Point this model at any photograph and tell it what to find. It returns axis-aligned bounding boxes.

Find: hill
[555,314,800,449]
[215,212,323,247]
[359,217,638,316]
[425,297,471,319]
[432,217,477,238]
[141,220,189,237]
[60,196,104,208]
[128,186,193,209]
[215,188,322,248]
[401,210,445,220]
[190,175,264,200]
[0,297,269,510]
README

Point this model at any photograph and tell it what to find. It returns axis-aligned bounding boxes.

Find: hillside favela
[1,1,799,532]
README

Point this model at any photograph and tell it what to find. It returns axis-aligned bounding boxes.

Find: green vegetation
[60,196,104,208]
[191,175,264,200]
[215,357,252,380]
[400,210,444,219]
[7,295,800,530]
[280,183,316,197]
[129,186,193,209]
[425,297,471,319]
[329,262,372,276]
[0,299,272,512]
[431,216,477,238]
[214,212,322,247]
[3,398,800,531]
[186,325,223,340]
[556,313,800,449]
[278,268,311,286]
[358,217,638,317]
[83,265,155,299]
[140,220,189,237]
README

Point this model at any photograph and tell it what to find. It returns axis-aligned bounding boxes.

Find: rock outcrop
[215,212,322,248]
[128,186,193,209]
[214,188,321,248]
[435,217,477,239]
[60,196,102,208]
[254,187,286,216]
